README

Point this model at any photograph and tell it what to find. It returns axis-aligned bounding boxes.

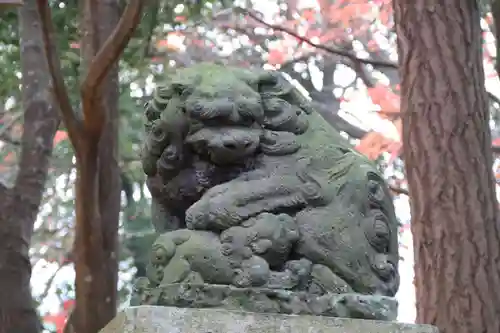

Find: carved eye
[367,179,385,203]
[151,124,167,142]
[366,211,391,253]
[150,246,170,265]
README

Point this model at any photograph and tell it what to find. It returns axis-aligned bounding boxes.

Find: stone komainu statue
[131,63,400,321]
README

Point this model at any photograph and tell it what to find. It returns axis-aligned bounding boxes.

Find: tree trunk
[393,1,500,332]
[73,143,102,333]
[71,2,108,332]
[35,1,143,331]
[72,1,121,332]
[96,0,121,320]
[0,1,59,332]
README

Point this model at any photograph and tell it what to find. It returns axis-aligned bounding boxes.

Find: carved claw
[184,175,312,230]
[250,239,272,254]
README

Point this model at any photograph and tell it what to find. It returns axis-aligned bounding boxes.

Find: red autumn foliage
[53,130,68,146]
[150,1,410,161]
[43,300,74,333]
[15,1,499,179]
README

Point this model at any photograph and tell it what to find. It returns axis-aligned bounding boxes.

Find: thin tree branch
[488,91,500,105]
[0,1,23,9]
[80,0,144,135]
[351,56,377,88]
[63,309,75,333]
[141,1,160,60]
[231,6,500,163]
[234,7,397,69]
[389,184,409,196]
[87,0,100,57]
[311,101,369,139]
[35,0,83,153]
[36,261,70,302]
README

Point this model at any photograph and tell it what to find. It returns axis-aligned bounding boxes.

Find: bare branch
[35,0,83,153]
[311,101,369,139]
[358,32,400,85]
[389,184,409,196]
[63,309,75,333]
[488,91,500,105]
[141,1,160,60]
[234,7,397,69]
[0,0,23,8]
[351,56,377,88]
[36,261,70,302]
[80,0,144,135]
[86,0,100,57]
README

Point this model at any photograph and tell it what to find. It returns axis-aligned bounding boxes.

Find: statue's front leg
[185,170,330,231]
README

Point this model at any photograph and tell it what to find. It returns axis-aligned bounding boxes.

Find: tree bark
[96,0,121,320]
[36,0,143,331]
[72,1,121,331]
[393,1,500,332]
[71,3,108,329]
[0,1,59,332]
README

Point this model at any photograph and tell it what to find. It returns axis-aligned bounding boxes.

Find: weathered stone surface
[136,63,401,320]
[131,283,397,321]
[99,306,439,333]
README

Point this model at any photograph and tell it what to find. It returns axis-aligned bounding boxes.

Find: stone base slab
[100,305,439,333]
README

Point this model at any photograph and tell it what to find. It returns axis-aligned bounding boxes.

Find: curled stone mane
[134,63,401,321]
[141,65,308,179]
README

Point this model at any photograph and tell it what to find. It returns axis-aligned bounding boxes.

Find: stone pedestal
[99,306,439,333]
